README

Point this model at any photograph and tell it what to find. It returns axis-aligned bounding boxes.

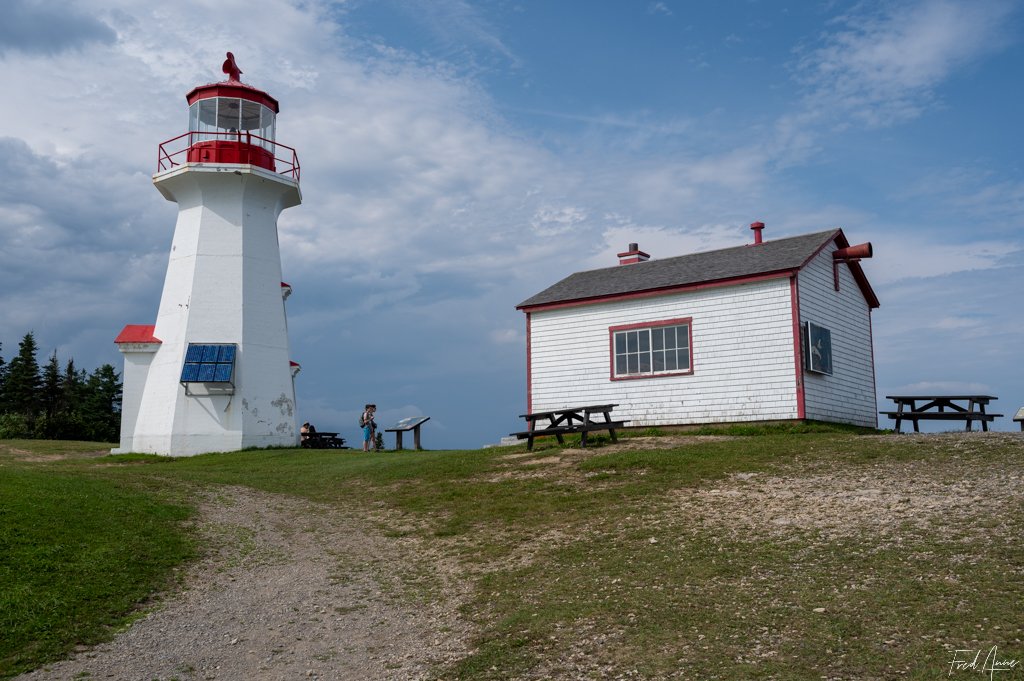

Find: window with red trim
[610,319,692,379]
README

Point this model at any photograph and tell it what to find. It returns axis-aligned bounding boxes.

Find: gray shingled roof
[517,230,841,309]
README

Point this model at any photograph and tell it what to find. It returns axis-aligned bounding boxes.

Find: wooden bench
[881,395,1002,434]
[510,404,628,451]
[300,431,348,449]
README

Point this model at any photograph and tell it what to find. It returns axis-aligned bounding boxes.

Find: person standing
[359,404,377,452]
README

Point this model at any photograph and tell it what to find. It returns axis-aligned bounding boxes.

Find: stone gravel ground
[16,486,471,681]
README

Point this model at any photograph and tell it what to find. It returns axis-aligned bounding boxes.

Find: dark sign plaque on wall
[804,321,833,375]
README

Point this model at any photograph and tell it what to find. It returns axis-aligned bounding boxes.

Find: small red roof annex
[114,324,161,344]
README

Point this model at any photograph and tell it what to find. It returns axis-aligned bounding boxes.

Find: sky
[1,0,1022,448]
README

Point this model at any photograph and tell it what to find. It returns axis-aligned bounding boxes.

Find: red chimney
[750,221,765,245]
[617,242,650,265]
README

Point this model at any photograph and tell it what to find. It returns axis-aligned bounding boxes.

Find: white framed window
[609,318,693,380]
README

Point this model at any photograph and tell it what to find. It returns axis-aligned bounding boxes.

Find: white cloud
[623,147,770,214]
[404,0,520,69]
[896,381,993,394]
[948,180,1024,223]
[529,206,587,236]
[795,0,1014,127]
[0,0,116,55]
[930,316,982,331]
[648,3,673,18]
[865,233,1018,284]
[489,328,522,345]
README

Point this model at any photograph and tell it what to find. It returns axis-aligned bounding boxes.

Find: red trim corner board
[790,275,805,419]
[525,312,533,414]
[868,310,878,428]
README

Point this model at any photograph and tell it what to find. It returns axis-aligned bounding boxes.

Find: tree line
[0,332,122,442]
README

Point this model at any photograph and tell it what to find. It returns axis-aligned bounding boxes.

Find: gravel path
[17,486,470,681]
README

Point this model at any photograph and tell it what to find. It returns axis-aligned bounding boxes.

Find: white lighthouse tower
[114,53,302,456]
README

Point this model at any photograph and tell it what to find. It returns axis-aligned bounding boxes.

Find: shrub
[0,413,30,439]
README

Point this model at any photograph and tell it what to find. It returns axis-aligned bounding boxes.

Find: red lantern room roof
[185,82,279,113]
[184,51,279,112]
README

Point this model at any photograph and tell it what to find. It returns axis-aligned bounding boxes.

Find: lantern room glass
[189,98,276,151]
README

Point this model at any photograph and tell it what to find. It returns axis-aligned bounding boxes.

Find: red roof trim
[186,82,280,113]
[796,229,842,269]
[517,269,797,313]
[114,324,161,344]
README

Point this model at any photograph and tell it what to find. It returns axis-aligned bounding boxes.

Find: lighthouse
[113,53,302,456]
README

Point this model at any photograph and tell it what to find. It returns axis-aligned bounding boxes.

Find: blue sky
[1,0,1022,448]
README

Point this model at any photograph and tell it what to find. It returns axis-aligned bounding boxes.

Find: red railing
[157,130,300,182]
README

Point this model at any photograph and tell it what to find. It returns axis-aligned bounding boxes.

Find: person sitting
[300,422,316,444]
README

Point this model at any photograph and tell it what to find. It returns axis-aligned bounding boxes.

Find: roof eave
[517,268,799,313]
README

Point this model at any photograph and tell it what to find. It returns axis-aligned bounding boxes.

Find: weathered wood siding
[529,277,799,426]
[797,245,877,427]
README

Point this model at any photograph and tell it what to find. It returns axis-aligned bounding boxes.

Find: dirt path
[16,486,470,681]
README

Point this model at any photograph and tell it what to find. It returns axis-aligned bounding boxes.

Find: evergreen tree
[41,351,63,419]
[0,342,6,403]
[53,358,87,440]
[0,334,128,441]
[61,358,85,412]
[3,332,42,419]
[81,364,122,442]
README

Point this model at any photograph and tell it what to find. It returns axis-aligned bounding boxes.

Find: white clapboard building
[516,222,880,428]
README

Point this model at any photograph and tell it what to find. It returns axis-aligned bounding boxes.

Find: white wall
[123,165,301,456]
[797,245,877,427]
[112,344,157,454]
[529,277,799,427]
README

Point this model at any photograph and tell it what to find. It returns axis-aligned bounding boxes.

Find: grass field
[1,428,1022,679]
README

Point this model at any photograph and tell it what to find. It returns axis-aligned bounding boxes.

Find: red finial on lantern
[222,52,243,82]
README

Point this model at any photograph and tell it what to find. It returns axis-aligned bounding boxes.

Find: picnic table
[385,416,431,450]
[1014,407,1024,432]
[300,431,348,449]
[880,395,1002,434]
[510,404,628,451]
